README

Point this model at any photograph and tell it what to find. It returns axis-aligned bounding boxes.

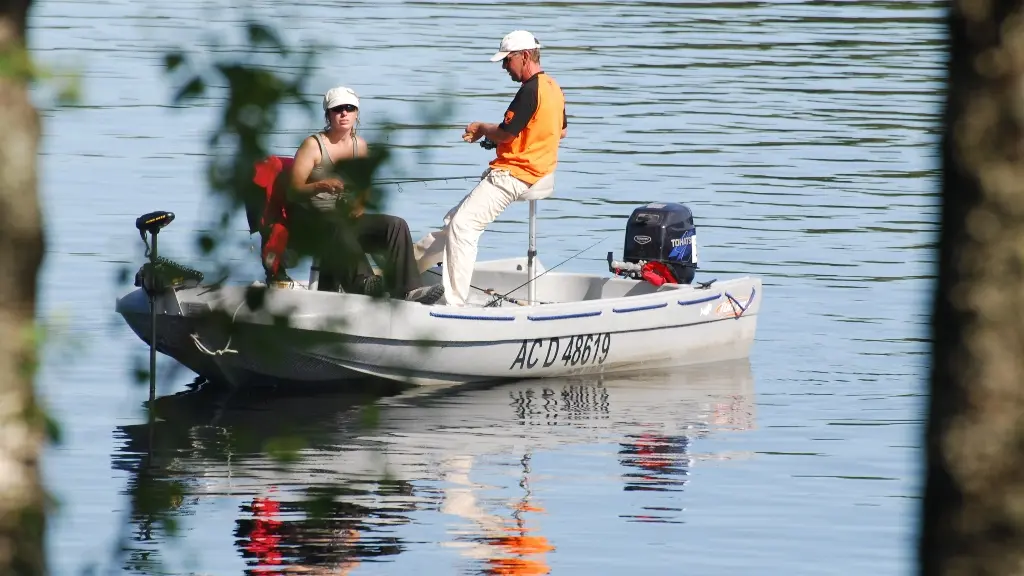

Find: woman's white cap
[323,86,359,110]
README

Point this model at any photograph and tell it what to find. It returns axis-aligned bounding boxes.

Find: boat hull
[116,259,762,387]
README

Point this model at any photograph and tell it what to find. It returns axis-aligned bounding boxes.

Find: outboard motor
[607,202,697,286]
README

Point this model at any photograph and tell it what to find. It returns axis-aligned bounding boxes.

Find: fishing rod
[371,137,495,186]
[370,138,498,186]
[425,268,546,306]
[483,234,611,308]
[375,175,481,185]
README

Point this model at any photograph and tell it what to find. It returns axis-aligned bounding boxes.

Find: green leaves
[196,233,215,255]
[104,14,452,576]
[159,19,320,282]
[245,22,286,54]
[244,284,266,311]
[0,45,82,108]
[173,76,205,103]
[162,51,185,73]
[0,45,34,82]
[265,435,308,463]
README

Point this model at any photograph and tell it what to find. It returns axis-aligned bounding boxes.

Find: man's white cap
[323,86,359,110]
[489,30,542,62]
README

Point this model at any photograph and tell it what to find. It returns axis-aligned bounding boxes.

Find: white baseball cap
[323,86,359,110]
[489,30,542,62]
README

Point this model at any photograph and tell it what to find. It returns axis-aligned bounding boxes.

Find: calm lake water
[33,0,941,574]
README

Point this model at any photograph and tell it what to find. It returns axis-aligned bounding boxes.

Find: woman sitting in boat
[287,85,444,304]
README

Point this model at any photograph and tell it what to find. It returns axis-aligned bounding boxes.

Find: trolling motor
[608,202,700,287]
[132,211,204,397]
[134,210,174,400]
[133,211,204,293]
[135,211,174,292]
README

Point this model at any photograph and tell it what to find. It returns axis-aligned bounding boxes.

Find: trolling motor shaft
[131,211,205,396]
[135,210,175,403]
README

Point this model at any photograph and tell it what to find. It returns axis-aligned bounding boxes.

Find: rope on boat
[724,289,754,319]
[189,300,246,356]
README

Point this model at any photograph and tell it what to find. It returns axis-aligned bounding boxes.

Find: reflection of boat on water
[113,385,413,575]
[620,432,696,493]
[112,359,756,574]
[233,487,395,575]
[618,379,755,494]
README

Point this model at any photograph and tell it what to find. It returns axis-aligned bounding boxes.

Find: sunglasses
[330,104,358,113]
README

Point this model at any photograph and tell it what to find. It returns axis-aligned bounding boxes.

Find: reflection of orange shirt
[490,72,566,185]
[486,536,555,575]
[483,502,554,575]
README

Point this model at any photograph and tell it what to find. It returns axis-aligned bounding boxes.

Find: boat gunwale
[181,308,759,348]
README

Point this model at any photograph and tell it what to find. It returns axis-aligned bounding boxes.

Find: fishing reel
[479,138,497,150]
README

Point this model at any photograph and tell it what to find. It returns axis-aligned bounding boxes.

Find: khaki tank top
[306,132,358,212]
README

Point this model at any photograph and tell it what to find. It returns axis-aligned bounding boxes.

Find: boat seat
[518,173,555,202]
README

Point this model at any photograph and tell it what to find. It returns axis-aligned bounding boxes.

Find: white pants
[413,168,530,306]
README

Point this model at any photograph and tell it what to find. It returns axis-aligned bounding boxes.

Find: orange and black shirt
[490,71,566,185]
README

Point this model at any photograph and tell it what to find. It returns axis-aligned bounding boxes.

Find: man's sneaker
[361,275,387,298]
[404,284,445,305]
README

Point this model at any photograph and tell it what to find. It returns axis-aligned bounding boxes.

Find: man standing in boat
[413,30,567,306]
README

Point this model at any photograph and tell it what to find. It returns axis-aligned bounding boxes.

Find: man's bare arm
[480,123,516,143]
[464,122,515,144]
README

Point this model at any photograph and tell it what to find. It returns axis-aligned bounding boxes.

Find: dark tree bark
[0,0,47,574]
[923,1,1024,574]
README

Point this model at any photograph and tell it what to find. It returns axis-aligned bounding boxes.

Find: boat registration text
[509,333,612,371]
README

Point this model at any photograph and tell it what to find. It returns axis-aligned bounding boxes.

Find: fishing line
[483,234,612,308]
[375,175,481,185]
[425,268,546,306]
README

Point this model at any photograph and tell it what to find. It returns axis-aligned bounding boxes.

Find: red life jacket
[252,155,294,276]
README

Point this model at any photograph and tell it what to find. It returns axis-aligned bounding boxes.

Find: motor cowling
[611,202,697,285]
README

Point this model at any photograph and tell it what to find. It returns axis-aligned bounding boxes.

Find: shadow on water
[111,359,757,574]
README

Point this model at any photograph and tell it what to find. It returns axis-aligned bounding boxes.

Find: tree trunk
[0,0,47,574]
[923,1,1024,574]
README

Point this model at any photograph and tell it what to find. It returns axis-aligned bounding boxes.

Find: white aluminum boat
[116,201,762,387]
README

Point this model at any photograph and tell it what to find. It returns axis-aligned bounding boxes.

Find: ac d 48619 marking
[509,333,612,371]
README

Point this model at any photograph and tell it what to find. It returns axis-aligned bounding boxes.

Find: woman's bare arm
[289,137,320,197]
